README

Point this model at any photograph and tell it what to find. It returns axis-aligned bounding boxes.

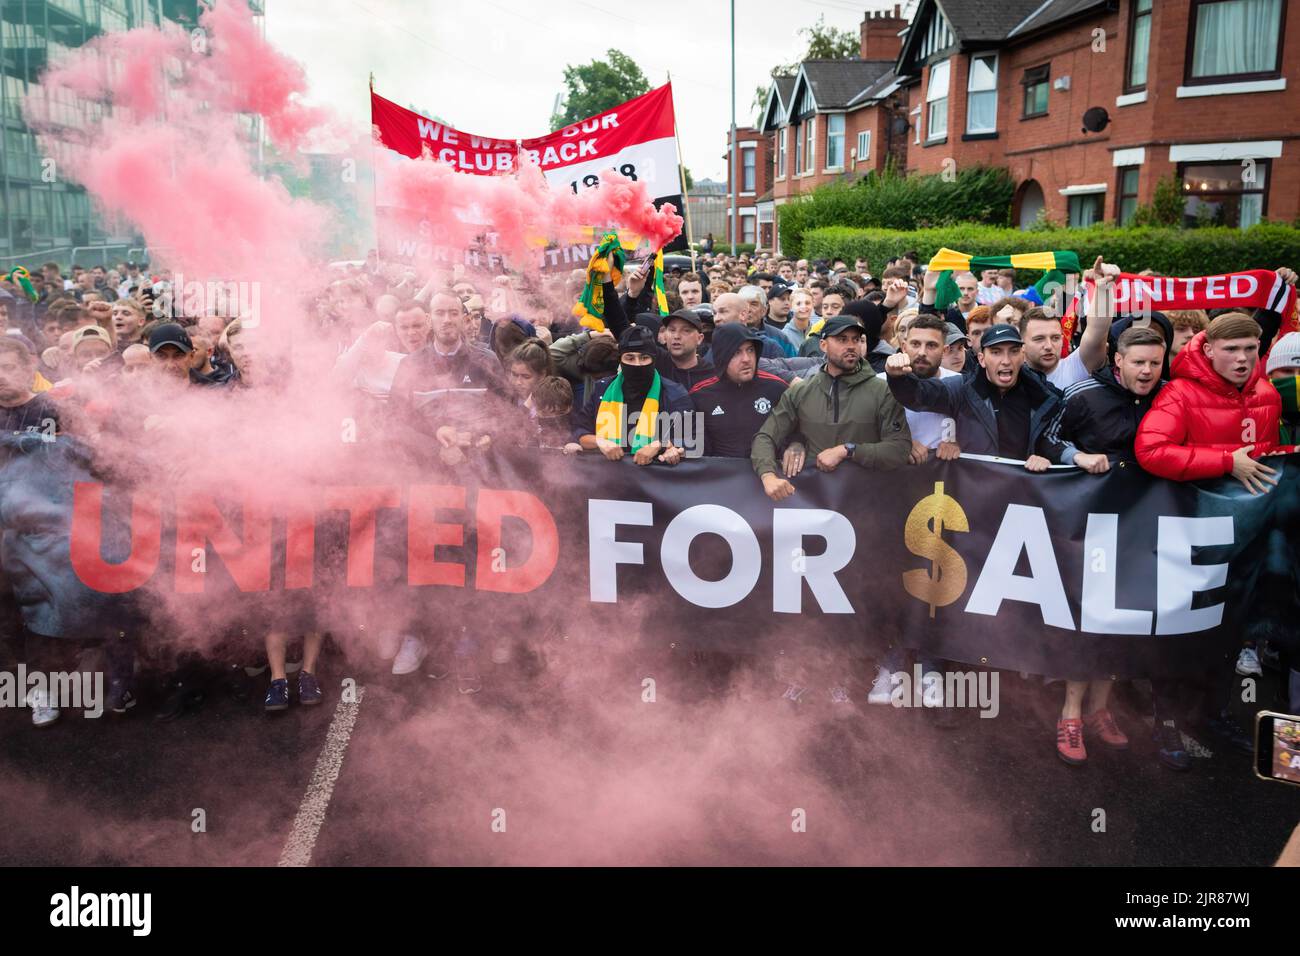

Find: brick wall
[725,127,772,244]
[904,1,1299,226]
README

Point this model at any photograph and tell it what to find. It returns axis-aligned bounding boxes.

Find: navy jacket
[888,365,1072,462]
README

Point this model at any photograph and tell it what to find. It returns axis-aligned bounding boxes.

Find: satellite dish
[891,116,909,136]
[1081,107,1110,134]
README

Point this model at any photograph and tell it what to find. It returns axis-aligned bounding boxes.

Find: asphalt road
[1,644,1297,867]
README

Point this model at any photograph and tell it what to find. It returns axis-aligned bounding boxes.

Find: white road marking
[278,686,365,867]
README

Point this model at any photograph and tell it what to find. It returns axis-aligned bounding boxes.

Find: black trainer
[1193,710,1253,754]
[1153,718,1191,771]
[107,678,137,715]
[154,681,205,722]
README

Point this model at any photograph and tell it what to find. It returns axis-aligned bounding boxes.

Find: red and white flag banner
[369,83,685,268]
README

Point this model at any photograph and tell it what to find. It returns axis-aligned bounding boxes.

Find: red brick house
[722,126,772,247]
[758,6,911,251]
[897,0,1298,229]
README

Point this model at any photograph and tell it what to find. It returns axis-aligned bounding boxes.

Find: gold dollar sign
[903,481,969,618]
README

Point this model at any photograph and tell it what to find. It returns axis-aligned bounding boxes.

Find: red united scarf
[1111,270,1296,314]
[1062,270,1299,357]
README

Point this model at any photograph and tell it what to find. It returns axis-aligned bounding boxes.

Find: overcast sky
[266,0,909,183]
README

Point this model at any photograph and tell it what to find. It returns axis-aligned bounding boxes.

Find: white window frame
[1066,191,1106,228]
[740,143,757,195]
[740,207,757,244]
[926,58,950,142]
[804,116,816,176]
[856,129,871,166]
[823,113,845,171]
[965,53,998,135]
[777,127,787,179]
[910,106,922,145]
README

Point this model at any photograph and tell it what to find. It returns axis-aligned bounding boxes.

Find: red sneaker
[1056,717,1087,765]
[1084,708,1130,750]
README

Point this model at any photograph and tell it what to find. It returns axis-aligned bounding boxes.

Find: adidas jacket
[689,370,789,458]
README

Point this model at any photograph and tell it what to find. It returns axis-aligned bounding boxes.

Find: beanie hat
[1266,331,1300,375]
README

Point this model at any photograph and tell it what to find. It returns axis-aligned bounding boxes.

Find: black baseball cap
[148,322,194,354]
[664,308,703,331]
[980,324,1023,350]
[769,278,793,297]
[820,314,867,338]
[617,324,657,355]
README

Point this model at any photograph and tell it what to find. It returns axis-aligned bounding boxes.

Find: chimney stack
[859,4,908,61]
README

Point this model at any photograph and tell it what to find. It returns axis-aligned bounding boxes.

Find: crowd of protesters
[1,245,1297,773]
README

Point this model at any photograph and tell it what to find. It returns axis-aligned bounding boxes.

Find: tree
[550,50,650,130]
[680,166,693,191]
[1132,173,1185,228]
[769,15,861,76]
[800,14,860,60]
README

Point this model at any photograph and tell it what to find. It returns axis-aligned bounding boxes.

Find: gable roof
[898,0,1111,70]
[934,0,1047,43]
[1006,0,1113,39]
[846,68,902,109]
[790,59,896,119]
[760,74,797,131]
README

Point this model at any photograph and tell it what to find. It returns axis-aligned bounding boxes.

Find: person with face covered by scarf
[571,325,692,465]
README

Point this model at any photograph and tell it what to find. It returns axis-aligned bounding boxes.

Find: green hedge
[802,223,1300,277]
[777,166,1015,258]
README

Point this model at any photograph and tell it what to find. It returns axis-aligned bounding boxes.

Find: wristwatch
[843,442,857,457]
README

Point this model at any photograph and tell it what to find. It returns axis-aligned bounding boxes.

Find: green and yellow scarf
[651,247,669,316]
[573,232,626,332]
[5,266,38,303]
[595,367,661,451]
[927,248,1081,310]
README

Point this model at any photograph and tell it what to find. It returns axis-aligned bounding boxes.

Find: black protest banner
[9,436,1299,680]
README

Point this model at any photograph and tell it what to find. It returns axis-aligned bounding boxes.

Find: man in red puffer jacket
[1136,311,1283,495]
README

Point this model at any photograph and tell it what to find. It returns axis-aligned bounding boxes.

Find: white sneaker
[391,636,427,675]
[27,688,59,727]
[867,665,894,705]
[1235,646,1262,677]
[922,671,944,708]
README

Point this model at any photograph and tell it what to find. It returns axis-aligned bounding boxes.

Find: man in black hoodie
[1055,325,1166,469]
[689,324,788,457]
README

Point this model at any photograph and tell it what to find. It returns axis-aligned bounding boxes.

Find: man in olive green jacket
[752,314,912,500]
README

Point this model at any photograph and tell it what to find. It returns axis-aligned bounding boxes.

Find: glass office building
[0,1,260,269]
